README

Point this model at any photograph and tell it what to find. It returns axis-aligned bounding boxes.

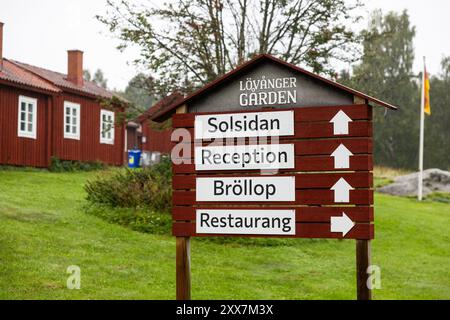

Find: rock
[378,168,450,197]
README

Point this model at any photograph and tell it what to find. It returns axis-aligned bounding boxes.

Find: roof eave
[59,85,118,101]
[0,78,60,95]
[141,92,185,123]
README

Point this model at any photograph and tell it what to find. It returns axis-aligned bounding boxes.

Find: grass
[0,169,449,299]
[373,166,412,179]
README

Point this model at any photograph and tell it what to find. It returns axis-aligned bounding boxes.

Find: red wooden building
[0,22,125,167]
[127,92,183,155]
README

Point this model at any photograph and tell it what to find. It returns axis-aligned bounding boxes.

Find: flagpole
[418,56,426,201]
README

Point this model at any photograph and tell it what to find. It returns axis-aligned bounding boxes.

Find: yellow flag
[424,65,431,115]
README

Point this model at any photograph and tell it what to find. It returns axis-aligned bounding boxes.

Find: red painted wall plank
[293,121,371,138]
[140,119,173,154]
[173,154,373,173]
[172,206,374,222]
[172,222,374,239]
[295,155,373,172]
[52,93,125,166]
[294,105,372,122]
[173,189,373,205]
[173,172,373,190]
[172,104,371,128]
[0,85,48,167]
[175,122,371,140]
[172,138,372,159]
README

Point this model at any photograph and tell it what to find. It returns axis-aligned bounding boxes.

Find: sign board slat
[172,138,372,158]
[296,155,373,172]
[172,104,371,128]
[172,189,373,206]
[172,206,374,222]
[294,105,372,122]
[172,172,373,190]
[172,221,374,240]
[175,122,371,141]
[293,121,372,139]
[173,154,373,174]
[294,138,372,155]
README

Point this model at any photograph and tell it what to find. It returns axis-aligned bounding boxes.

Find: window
[64,101,80,140]
[100,109,115,144]
[17,96,37,139]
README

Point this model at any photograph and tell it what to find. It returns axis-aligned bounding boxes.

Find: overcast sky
[1,0,449,91]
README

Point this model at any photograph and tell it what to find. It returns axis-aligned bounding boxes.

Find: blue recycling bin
[128,149,142,168]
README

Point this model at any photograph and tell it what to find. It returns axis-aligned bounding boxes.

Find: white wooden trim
[100,109,115,145]
[63,101,81,140]
[17,95,37,139]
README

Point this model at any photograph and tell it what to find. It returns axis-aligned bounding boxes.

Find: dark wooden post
[355,96,372,300]
[356,239,372,300]
[174,104,191,300]
[176,236,191,300]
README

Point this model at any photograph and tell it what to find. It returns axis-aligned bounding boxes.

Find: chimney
[67,50,83,86]
[0,22,4,70]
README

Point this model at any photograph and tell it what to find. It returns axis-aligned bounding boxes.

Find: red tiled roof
[0,59,60,93]
[135,91,184,123]
[10,59,115,99]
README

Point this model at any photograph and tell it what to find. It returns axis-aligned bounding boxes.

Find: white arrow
[331,212,355,236]
[330,144,353,169]
[330,110,353,135]
[331,178,354,202]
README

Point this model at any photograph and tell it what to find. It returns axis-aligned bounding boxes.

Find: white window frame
[63,101,81,140]
[100,109,115,145]
[17,95,37,139]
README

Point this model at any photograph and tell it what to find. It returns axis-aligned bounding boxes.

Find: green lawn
[0,169,449,299]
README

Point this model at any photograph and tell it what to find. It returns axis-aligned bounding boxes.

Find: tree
[341,10,419,169]
[122,73,154,119]
[97,0,362,96]
[93,70,108,89]
[83,69,108,88]
[83,69,92,82]
[424,57,450,169]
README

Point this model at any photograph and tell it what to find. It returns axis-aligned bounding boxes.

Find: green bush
[50,156,105,172]
[84,157,172,213]
[84,158,172,235]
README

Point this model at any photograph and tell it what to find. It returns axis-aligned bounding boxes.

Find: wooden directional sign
[163,55,397,300]
[172,104,374,240]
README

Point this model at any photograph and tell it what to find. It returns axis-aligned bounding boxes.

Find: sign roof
[151,54,397,121]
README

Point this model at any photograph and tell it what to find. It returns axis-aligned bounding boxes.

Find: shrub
[84,157,172,213]
[50,156,106,172]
